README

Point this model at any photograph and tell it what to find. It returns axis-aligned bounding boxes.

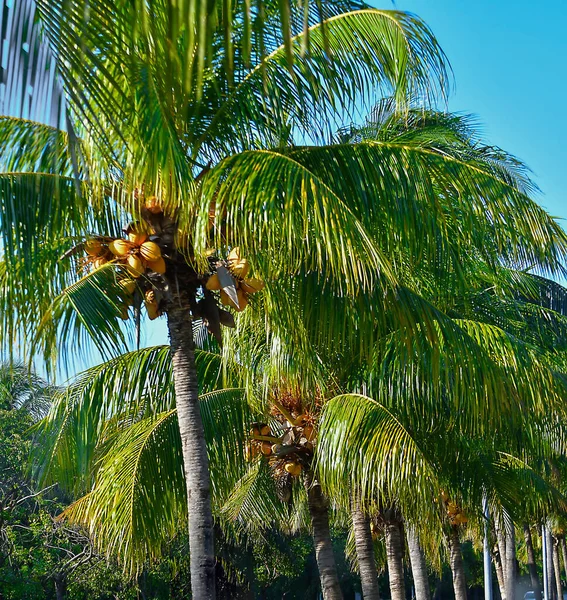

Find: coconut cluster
[247,408,316,479]
[80,192,267,331]
[440,490,468,526]
[205,247,264,312]
[83,227,166,320]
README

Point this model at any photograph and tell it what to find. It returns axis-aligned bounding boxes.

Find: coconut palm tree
[30,97,567,599]
[0,2,457,596]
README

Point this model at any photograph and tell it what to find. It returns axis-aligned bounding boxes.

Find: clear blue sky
[387,0,567,222]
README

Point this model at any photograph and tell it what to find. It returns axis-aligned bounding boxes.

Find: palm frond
[317,393,439,521]
[34,345,223,493]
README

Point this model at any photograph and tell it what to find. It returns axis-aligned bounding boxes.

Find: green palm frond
[0,117,72,173]
[0,362,54,418]
[283,141,567,276]
[33,264,133,373]
[56,387,251,572]
[197,9,450,158]
[196,148,394,293]
[0,1,65,125]
[34,345,224,493]
[317,394,439,518]
[221,459,308,535]
[489,453,567,520]
[62,409,185,572]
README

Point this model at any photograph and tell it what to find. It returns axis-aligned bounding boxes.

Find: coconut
[140,241,162,262]
[109,239,133,257]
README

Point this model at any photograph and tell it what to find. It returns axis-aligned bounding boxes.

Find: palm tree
[0,2,455,596]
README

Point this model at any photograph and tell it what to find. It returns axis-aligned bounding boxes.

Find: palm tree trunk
[553,537,563,600]
[523,524,542,597]
[305,475,343,600]
[167,298,216,599]
[495,516,508,596]
[504,522,517,600]
[351,497,380,600]
[546,527,557,600]
[493,544,506,600]
[448,526,467,600]
[383,510,406,600]
[561,538,567,588]
[406,526,430,600]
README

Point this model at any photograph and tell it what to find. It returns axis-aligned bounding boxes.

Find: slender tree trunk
[167,296,216,599]
[54,577,66,600]
[495,516,508,596]
[448,526,467,600]
[305,475,343,600]
[561,538,567,589]
[504,521,517,600]
[352,497,380,600]
[524,524,542,597]
[546,527,557,600]
[384,510,406,600]
[493,544,506,600]
[406,526,431,600]
[553,537,563,600]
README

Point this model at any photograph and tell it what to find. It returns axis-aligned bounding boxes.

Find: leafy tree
[0,2,454,596]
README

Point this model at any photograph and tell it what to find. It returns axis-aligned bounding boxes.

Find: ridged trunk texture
[383,510,406,600]
[504,522,517,600]
[493,545,506,600]
[448,526,467,600]
[546,527,557,600]
[553,537,563,600]
[495,516,508,600]
[561,538,567,587]
[167,297,215,600]
[523,524,542,598]
[406,527,431,600]
[351,498,380,600]
[305,476,343,600]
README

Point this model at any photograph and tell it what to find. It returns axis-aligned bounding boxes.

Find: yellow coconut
[259,424,271,436]
[261,442,272,456]
[205,273,221,291]
[284,462,302,477]
[93,257,108,269]
[235,289,248,311]
[220,289,235,308]
[85,239,103,256]
[230,258,250,279]
[303,425,315,441]
[146,257,166,274]
[126,254,145,277]
[240,278,265,294]
[145,301,160,320]
[128,231,149,245]
[109,239,134,257]
[119,279,137,295]
[227,247,241,264]
[140,241,162,262]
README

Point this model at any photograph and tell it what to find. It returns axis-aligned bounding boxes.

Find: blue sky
[389,0,566,222]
